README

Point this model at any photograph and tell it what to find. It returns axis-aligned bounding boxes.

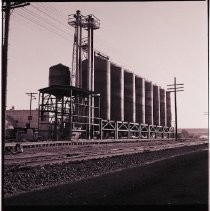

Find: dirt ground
[3,140,208,198]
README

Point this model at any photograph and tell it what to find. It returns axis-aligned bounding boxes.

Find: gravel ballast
[4,143,208,198]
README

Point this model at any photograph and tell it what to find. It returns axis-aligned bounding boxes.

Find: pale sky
[6,1,208,128]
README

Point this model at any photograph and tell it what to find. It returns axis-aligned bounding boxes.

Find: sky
[5,1,208,128]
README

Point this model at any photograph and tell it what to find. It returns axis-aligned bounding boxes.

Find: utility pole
[167,77,184,141]
[26,93,37,128]
[2,1,30,141]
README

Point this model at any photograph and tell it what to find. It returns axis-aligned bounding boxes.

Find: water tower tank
[49,64,70,86]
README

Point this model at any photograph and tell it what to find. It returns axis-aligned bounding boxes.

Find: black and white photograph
[2,1,209,210]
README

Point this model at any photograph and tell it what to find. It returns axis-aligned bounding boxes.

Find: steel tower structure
[68,11,100,91]
[68,10,84,88]
[68,11,100,139]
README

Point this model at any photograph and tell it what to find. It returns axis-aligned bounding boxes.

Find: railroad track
[4,147,155,166]
[4,141,208,167]
[5,138,194,150]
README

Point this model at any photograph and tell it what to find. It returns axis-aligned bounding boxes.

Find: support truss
[38,85,100,140]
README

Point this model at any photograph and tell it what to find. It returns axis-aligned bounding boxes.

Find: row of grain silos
[82,56,172,127]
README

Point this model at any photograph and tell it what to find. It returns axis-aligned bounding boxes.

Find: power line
[15,11,70,41]
[29,3,136,72]
[17,4,76,40]
[14,11,72,42]
[36,2,132,69]
[33,3,75,38]
[13,3,152,81]
[33,3,145,72]
[21,7,71,37]
[40,2,67,19]
[31,4,70,30]
[36,4,66,25]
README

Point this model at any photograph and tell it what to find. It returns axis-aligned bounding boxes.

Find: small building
[6,107,49,141]
[6,108,39,129]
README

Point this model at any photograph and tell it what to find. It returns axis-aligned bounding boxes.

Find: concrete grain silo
[166,91,172,127]
[94,56,111,120]
[135,76,145,124]
[145,81,153,125]
[153,85,160,126]
[82,55,172,129]
[111,63,124,121]
[160,88,166,126]
[124,71,136,123]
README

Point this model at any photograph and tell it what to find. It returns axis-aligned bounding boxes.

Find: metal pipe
[157,86,160,126]
[106,60,111,120]
[75,10,81,88]
[88,95,91,139]
[174,77,178,141]
[75,25,79,87]
[61,97,64,136]
[37,92,40,132]
[55,97,58,141]
[79,21,82,88]
[142,78,145,124]
[91,33,94,138]
[133,73,136,123]
[87,21,91,91]
[69,89,72,140]
[91,27,94,92]
[121,67,124,121]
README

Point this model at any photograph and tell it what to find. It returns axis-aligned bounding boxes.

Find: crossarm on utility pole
[167,77,184,141]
